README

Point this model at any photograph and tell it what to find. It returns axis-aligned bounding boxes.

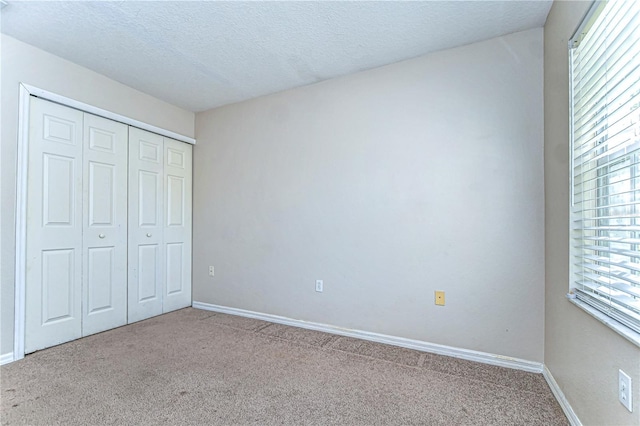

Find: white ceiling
[1,1,552,112]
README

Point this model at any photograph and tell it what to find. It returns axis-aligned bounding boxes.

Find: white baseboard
[1,352,15,365]
[543,365,582,426]
[192,301,544,373]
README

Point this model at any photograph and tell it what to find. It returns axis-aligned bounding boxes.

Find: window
[570,0,640,333]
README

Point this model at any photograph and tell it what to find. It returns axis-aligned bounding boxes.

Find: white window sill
[569,298,640,348]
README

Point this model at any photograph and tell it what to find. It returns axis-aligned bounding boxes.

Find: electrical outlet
[315,280,323,292]
[435,291,445,306]
[619,369,633,412]
[208,266,215,277]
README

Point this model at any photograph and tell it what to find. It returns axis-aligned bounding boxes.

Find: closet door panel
[41,249,75,323]
[138,244,160,301]
[82,113,128,336]
[86,247,115,310]
[25,98,83,353]
[163,138,192,313]
[128,128,164,323]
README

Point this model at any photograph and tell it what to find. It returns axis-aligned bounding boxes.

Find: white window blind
[570,0,640,333]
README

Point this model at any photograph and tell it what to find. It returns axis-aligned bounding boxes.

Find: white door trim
[13,83,195,362]
[13,84,30,362]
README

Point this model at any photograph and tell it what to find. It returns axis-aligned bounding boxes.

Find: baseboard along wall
[192,301,544,373]
[542,365,582,426]
[1,352,15,365]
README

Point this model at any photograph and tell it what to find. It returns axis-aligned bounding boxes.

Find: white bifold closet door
[128,128,192,323]
[128,128,164,322]
[25,98,128,353]
[163,138,193,313]
[82,113,128,336]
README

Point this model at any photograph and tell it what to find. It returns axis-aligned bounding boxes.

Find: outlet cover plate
[315,280,323,292]
[619,369,633,412]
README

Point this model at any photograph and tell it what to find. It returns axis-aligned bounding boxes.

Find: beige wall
[544,2,640,424]
[194,28,545,362]
[0,34,195,356]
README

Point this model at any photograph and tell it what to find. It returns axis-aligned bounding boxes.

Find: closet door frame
[13,84,195,363]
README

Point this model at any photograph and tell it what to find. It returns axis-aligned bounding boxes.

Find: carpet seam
[324,344,555,399]
[3,308,567,426]
[202,313,553,398]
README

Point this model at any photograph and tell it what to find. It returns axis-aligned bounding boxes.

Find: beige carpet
[1,308,567,425]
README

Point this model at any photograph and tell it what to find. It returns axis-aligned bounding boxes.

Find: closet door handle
[146,233,152,237]
[99,234,106,239]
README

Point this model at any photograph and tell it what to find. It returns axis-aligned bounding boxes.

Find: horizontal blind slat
[572,10,640,117]
[575,282,640,315]
[573,141,640,181]
[575,290,640,333]
[576,270,640,296]
[574,0,635,67]
[581,254,640,272]
[573,35,640,121]
[573,78,640,151]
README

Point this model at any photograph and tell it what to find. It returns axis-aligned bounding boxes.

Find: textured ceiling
[1,1,552,112]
